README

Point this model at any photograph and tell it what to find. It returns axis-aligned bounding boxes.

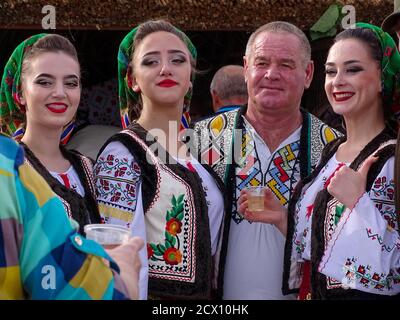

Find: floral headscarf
[117,22,197,130]
[356,23,400,121]
[0,33,76,144]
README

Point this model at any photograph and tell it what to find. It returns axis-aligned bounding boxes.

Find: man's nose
[264,66,280,80]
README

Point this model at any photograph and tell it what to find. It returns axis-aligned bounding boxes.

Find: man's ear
[243,55,249,83]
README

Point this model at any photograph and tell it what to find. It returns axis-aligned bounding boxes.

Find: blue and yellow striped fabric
[0,134,129,299]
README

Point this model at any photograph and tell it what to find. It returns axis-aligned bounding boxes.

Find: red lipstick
[46,102,68,114]
[157,79,178,87]
[333,92,354,102]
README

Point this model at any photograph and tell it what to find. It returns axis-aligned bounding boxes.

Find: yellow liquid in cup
[248,195,264,211]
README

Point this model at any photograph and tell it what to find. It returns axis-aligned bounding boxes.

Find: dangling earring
[15,92,23,104]
[133,85,141,93]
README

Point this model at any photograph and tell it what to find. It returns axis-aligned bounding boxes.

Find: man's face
[243,31,313,116]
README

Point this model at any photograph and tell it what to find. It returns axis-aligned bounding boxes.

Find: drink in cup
[84,224,130,249]
[247,186,265,211]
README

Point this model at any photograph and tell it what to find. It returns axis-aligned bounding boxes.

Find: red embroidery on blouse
[59,173,71,189]
[186,161,196,173]
[306,204,314,220]
[324,163,346,188]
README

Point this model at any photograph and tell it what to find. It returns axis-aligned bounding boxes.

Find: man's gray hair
[210,65,248,101]
[245,21,311,64]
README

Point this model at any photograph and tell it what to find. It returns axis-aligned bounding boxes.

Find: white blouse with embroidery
[94,141,148,300]
[293,152,400,295]
[50,166,85,197]
[223,118,301,300]
[94,140,224,299]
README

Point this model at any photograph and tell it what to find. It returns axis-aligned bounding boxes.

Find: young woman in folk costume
[94,20,225,299]
[0,34,100,233]
[238,23,400,299]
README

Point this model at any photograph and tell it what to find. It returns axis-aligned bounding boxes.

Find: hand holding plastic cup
[246,186,265,211]
[84,224,131,249]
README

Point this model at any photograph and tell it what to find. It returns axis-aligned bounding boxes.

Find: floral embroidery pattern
[148,194,185,265]
[292,189,308,256]
[366,228,400,253]
[342,257,400,291]
[163,248,183,265]
[166,218,182,236]
[294,227,309,254]
[95,154,141,209]
[375,202,397,230]
[371,176,394,200]
[370,176,398,230]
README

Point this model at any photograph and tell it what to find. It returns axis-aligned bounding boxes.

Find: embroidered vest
[103,124,213,299]
[192,106,340,184]
[21,143,100,234]
[283,127,397,299]
[192,105,341,298]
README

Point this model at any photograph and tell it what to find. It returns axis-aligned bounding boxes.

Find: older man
[192,21,340,300]
[0,133,142,299]
[210,65,248,114]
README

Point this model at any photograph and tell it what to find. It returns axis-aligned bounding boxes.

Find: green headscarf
[0,33,47,139]
[117,22,197,129]
[0,33,78,144]
[356,23,400,120]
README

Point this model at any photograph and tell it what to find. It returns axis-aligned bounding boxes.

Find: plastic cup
[84,224,130,249]
[246,186,265,211]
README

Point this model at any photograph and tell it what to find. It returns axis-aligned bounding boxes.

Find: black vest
[283,127,398,299]
[21,143,100,234]
[99,123,225,299]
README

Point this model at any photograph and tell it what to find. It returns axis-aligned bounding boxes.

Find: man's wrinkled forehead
[250,31,302,58]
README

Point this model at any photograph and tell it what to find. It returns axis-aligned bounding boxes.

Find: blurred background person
[66,124,120,160]
[382,0,400,50]
[210,65,247,114]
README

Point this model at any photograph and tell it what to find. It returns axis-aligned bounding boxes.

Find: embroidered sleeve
[319,157,400,295]
[94,141,142,227]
